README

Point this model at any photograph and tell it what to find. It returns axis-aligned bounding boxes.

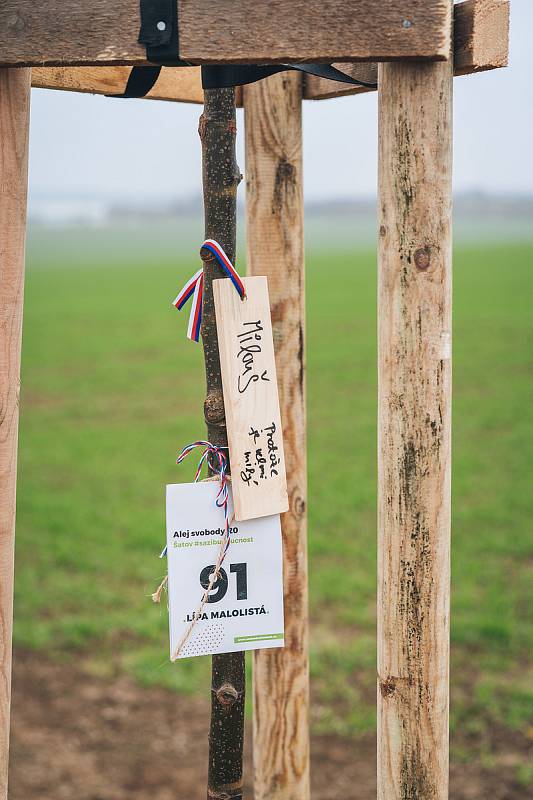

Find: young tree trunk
[199,87,245,800]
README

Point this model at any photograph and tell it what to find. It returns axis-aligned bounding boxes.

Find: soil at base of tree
[9,648,530,800]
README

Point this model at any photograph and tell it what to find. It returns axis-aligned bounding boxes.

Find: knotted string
[177,440,231,562]
[172,240,246,342]
[153,440,233,660]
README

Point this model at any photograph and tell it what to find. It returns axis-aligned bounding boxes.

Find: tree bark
[199,87,245,800]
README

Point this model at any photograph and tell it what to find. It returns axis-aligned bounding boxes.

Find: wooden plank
[454,0,510,75]
[0,1,451,67]
[213,276,289,522]
[243,72,310,800]
[0,67,31,800]
[31,66,244,105]
[31,0,507,104]
[31,66,205,103]
[0,1,145,66]
[304,62,378,101]
[180,1,451,64]
[305,0,509,99]
[377,31,453,800]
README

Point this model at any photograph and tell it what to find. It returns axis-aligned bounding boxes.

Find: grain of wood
[31,66,205,103]
[30,0,507,104]
[304,63,378,101]
[181,0,451,64]
[243,72,310,800]
[305,0,509,99]
[31,66,244,105]
[377,38,453,800]
[0,1,146,66]
[454,0,509,75]
[0,68,31,800]
[0,1,451,66]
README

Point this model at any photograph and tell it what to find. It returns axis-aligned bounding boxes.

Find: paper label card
[213,276,289,521]
[166,481,285,659]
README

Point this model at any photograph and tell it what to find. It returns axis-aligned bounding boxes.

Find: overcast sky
[28,0,532,202]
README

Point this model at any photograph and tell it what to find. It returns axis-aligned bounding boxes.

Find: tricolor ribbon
[201,239,246,298]
[172,240,245,342]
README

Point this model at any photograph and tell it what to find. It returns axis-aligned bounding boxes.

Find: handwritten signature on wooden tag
[213,276,289,521]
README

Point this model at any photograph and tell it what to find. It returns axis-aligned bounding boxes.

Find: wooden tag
[213,276,289,521]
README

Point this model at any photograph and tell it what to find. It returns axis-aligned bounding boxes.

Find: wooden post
[243,72,310,800]
[0,67,31,800]
[377,22,453,800]
[199,87,245,800]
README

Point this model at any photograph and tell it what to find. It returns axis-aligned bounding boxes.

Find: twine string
[153,440,233,661]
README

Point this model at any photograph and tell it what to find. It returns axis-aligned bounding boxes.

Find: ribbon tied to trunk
[172,240,245,341]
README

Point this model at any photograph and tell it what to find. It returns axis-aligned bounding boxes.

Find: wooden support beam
[0,1,452,67]
[305,0,509,100]
[0,67,31,800]
[244,73,310,800]
[454,0,510,75]
[31,66,243,106]
[305,62,378,101]
[30,0,507,105]
[377,30,453,800]
[31,66,204,103]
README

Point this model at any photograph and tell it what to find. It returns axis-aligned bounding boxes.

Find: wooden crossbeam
[454,0,509,75]
[1,1,452,67]
[31,65,247,105]
[30,0,507,105]
[305,0,509,100]
[31,66,205,103]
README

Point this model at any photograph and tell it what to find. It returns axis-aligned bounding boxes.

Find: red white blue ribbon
[173,268,203,342]
[173,268,203,310]
[172,240,245,342]
[201,239,246,299]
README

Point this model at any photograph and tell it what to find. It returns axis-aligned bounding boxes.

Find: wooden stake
[243,72,310,800]
[0,67,31,800]
[377,24,453,800]
[199,87,245,800]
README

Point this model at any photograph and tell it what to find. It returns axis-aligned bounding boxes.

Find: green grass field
[14,224,533,777]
